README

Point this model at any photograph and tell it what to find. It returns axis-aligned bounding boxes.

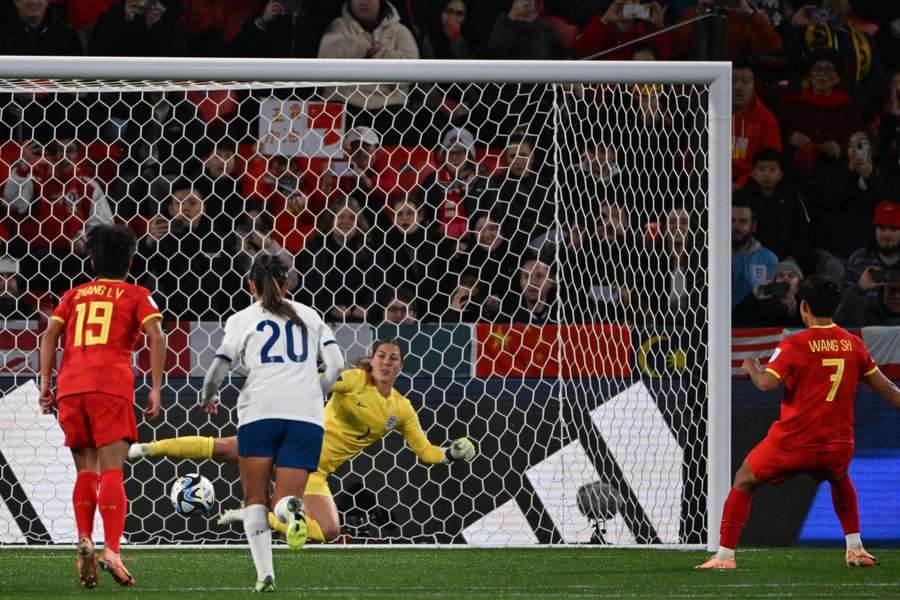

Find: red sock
[73,471,100,540]
[98,469,127,554]
[719,488,752,550]
[830,476,860,535]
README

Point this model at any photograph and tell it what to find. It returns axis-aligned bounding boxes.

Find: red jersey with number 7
[763,324,878,452]
[51,278,163,401]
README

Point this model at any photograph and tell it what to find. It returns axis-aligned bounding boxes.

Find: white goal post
[0,57,730,550]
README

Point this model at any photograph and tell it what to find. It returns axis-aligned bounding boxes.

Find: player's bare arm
[741,357,780,392]
[864,368,900,409]
[38,318,66,414]
[144,317,165,420]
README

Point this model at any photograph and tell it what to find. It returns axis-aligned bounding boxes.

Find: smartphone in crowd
[622,3,651,20]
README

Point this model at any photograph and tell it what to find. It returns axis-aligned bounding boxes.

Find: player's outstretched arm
[144,317,165,420]
[742,357,780,392]
[38,319,65,414]
[199,356,230,414]
[864,368,900,409]
[319,342,345,398]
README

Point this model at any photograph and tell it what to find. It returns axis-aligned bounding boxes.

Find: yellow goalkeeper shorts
[304,470,332,497]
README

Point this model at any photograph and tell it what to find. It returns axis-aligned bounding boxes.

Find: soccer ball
[170,473,215,517]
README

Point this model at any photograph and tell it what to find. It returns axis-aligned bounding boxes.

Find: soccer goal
[0,57,730,550]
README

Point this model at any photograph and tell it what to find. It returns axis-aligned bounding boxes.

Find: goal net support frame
[0,57,731,551]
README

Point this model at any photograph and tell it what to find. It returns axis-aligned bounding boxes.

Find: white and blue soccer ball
[170,473,215,517]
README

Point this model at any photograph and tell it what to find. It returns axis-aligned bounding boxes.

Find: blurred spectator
[420,127,489,239]
[2,137,114,292]
[486,0,563,60]
[91,0,186,56]
[0,255,36,319]
[875,70,900,178]
[503,258,555,324]
[195,140,244,234]
[382,286,419,324]
[211,208,296,315]
[0,0,81,55]
[860,283,900,327]
[439,270,484,322]
[67,0,117,52]
[733,260,805,327]
[818,130,894,259]
[732,195,778,307]
[298,197,379,323]
[779,49,858,187]
[573,0,668,60]
[339,126,400,231]
[738,148,812,265]
[790,0,884,110]
[489,133,552,252]
[732,59,782,186]
[139,180,223,319]
[420,0,479,59]
[637,206,705,323]
[378,194,456,320]
[837,201,900,326]
[447,211,518,321]
[230,0,330,58]
[318,0,419,110]
[116,91,206,180]
[673,0,782,61]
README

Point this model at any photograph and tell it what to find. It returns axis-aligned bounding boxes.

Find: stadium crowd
[0,0,899,329]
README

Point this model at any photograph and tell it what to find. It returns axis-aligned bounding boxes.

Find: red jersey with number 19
[51,278,162,401]
[763,324,878,452]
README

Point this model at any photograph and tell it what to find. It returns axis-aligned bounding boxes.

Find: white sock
[244,504,274,582]
[716,546,735,560]
[846,533,862,549]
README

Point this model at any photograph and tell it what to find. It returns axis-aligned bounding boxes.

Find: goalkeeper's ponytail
[250,254,302,326]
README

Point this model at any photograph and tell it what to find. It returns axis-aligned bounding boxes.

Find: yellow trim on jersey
[864,366,880,376]
[810,324,837,329]
[96,278,125,282]
[141,312,163,325]
[51,315,65,324]
[765,368,782,380]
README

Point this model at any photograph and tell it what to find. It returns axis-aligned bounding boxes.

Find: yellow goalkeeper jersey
[316,369,445,476]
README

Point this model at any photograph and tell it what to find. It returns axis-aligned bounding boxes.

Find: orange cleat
[97,549,135,586]
[695,555,736,570]
[76,538,98,589]
[846,547,879,567]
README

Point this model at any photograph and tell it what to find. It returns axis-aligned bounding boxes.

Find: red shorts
[57,392,138,449]
[746,436,853,486]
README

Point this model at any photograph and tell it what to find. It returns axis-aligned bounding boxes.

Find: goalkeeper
[129,339,477,544]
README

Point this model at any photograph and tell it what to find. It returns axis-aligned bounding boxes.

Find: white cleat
[126,443,150,461]
[217,507,246,526]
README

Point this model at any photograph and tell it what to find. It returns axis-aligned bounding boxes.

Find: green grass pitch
[1,547,898,599]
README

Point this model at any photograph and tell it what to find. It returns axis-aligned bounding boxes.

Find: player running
[697,275,900,570]
[130,339,478,544]
[39,224,165,588]
[199,254,343,592]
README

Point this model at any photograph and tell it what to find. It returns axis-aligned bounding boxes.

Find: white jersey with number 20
[215,300,336,428]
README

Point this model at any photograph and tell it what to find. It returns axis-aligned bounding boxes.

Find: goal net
[0,58,730,548]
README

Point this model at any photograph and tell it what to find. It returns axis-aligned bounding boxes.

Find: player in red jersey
[38,224,165,588]
[698,275,900,570]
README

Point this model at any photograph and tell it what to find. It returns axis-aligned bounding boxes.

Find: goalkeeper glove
[445,437,477,462]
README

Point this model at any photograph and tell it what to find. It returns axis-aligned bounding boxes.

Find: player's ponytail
[250,254,302,325]
[356,339,404,372]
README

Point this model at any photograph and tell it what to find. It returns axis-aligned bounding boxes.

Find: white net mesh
[0,75,711,546]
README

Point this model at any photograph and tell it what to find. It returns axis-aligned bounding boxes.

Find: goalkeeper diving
[129,339,477,544]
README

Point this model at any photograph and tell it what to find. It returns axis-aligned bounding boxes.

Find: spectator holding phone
[837,201,900,326]
[573,0,668,61]
[818,130,893,260]
[732,261,805,327]
[230,0,330,58]
[92,0,185,56]
[486,0,563,60]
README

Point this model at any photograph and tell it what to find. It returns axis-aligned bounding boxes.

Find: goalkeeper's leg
[128,436,238,462]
